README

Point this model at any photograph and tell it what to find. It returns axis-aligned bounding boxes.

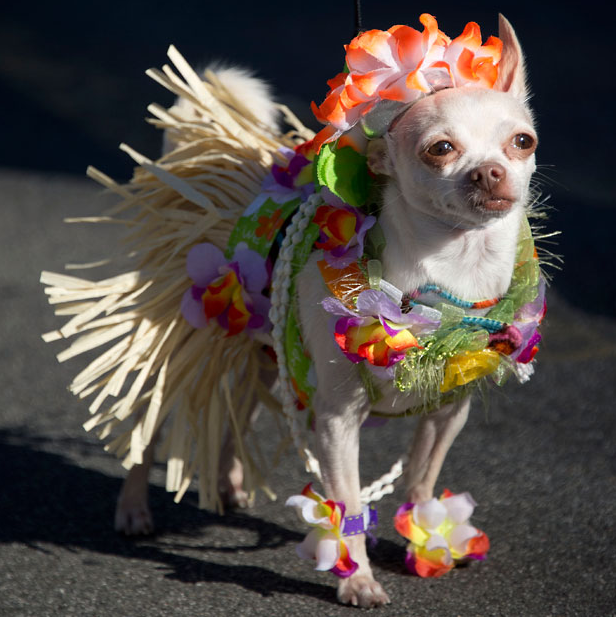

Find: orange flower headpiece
[311,14,502,151]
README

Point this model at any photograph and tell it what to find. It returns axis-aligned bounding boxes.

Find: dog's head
[368,15,537,228]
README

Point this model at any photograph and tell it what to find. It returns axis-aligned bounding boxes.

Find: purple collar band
[341,504,378,537]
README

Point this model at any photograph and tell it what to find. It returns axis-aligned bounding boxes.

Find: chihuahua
[115,14,538,608]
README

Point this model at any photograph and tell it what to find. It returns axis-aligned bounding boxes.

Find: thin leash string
[354,0,363,36]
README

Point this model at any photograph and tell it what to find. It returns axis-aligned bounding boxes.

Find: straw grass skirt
[41,47,314,513]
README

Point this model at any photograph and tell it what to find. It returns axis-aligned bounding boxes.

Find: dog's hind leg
[404,396,471,503]
[314,392,391,608]
[115,436,157,535]
[218,347,278,509]
[218,427,252,509]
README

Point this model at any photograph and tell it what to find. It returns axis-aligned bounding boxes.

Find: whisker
[533,166,569,191]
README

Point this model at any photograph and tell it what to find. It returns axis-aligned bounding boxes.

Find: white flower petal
[442,492,477,524]
[285,495,333,528]
[425,533,449,552]
[296,529,320,561]
[314,532,341,571]
[285,494,311,509]
[425,533,453,565]
[413,498,447,530]
[515,362,535,383]
[448,524,479,555]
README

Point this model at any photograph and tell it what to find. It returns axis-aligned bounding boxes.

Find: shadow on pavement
[0,429,339,604]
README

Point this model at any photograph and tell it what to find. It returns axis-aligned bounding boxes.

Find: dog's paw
[114,496,154,535]
[220,486,250,510]
[219,454,250,509]
[337,575,391,608]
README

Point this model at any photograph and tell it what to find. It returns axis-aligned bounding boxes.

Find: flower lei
[319,218,546,412]
[285,484,377,577]
[394,489,490,577]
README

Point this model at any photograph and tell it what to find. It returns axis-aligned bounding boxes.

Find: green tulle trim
[486,216,540,323]
[392,321,488,405]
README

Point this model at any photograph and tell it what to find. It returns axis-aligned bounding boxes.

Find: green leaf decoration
[225,196,300,259]
[315,143,372,207]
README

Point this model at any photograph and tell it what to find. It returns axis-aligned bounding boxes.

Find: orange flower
[201,270,252,336]
[394,490,490,578]
[323,289,438,374]
[311,14,502,151]
[313,206,358,251]
[443,22,503,88]
[313,205,376,268]
[336,321,420,367]
[256,208,284,241]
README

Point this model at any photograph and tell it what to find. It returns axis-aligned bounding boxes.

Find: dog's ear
[494,14,528,100]
[367,138,393,176]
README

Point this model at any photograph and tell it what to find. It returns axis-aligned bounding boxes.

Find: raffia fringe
[41,45,314,512]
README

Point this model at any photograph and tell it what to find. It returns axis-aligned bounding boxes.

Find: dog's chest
[379,210,522,302]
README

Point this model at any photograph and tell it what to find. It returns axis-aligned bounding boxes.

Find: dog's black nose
[470,163,506,192]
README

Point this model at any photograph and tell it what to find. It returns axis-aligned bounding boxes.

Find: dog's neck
[378,183,524,301]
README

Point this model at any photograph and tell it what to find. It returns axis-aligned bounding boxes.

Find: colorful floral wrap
[285,484,359,577]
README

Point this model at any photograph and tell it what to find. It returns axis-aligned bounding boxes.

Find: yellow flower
[440,349,500,392]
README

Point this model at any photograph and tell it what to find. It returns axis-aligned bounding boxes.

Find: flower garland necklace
[317,212,545,414]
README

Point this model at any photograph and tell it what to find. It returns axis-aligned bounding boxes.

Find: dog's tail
[162,64,281,154]
[40,46,313,512]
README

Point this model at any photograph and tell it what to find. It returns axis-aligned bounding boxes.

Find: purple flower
[510,278,546,363]
[181,242,270,336]
[261,147,315,202]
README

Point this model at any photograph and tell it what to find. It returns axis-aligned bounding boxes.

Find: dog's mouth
[466,189,516,215]
[438,189,519,227]
[482,197,514,212]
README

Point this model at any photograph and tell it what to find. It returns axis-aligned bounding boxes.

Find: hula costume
[42,13,552,578]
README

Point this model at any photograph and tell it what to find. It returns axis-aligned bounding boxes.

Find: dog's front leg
[314,391,391,608]
[404,396,471,503]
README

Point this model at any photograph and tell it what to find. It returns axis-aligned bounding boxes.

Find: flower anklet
[394,489,490,577]
[286,484,378,577]
[287,485,489,579]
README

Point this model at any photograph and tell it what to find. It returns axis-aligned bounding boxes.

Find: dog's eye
[513,134,534,150]
[427,141,454,156]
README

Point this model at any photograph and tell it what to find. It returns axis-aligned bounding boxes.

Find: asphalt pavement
[1,169,615,617]
[1,1,616,615]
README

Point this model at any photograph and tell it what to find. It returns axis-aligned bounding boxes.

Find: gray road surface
[1,170,615,616]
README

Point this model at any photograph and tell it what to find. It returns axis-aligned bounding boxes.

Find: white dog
[108,13,539,609]
[295,17,537,605]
